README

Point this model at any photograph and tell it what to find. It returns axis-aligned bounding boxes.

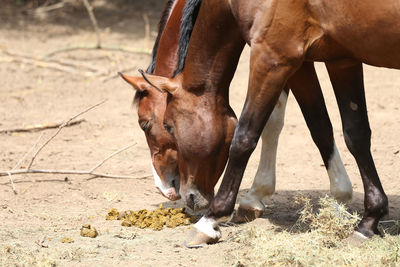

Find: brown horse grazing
[123,0,352,209]
[120,0,186,201]
[122,0,354,214]
[126,0,395,246]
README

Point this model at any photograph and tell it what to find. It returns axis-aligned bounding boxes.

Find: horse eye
[163,123,173,135]
[140,120,151,131]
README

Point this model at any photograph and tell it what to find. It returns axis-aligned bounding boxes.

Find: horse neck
[181,0,245,103]
[153,0,187,77]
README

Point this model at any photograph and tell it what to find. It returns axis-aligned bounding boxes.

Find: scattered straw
[0,244,57,267]
[294,195,359,243]
[233,195,400,266]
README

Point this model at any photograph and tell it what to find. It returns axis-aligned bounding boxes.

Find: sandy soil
[0,1,399,266]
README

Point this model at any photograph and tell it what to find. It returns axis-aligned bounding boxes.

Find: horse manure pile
[106,205,196,230]
[80,224,98,238]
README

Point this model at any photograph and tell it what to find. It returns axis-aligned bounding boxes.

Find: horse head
[120,73,180,201]
[132,72,237,211]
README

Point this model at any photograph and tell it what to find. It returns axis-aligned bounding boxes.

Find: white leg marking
[327,143,353,202]
[194,217,221,239]
[239,91,288,211]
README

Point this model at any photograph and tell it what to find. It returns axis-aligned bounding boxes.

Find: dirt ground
[0,1,399,266]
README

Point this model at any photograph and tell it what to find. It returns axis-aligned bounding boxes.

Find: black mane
[136,0,203,106]
[134,0,176,107]
[173,0,202,77]
[146,0,177,75]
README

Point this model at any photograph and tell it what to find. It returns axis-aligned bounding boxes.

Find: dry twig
[0,164,144,180]
[42,1,152,58]
[0,49,109,77]
[5,134,44,194]
[30,0,71,14]
[1,100,150,192]
[42,45,151,59]
[0,119,85,134]
[142,11,151,50]
[6,172,17,195]
[0,144,148,180]
[27,100,106,170]
[89,143,136,173]
[82,0,102,48]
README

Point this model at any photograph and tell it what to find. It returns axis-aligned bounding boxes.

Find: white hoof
[184,217,221,248]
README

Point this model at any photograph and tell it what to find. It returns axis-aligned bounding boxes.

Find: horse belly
[309,0,400,68]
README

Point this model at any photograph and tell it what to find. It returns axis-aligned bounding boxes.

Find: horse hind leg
[326,60,388,237]
[234,62,353,223]
[235,87,289,222]
[289,62,353,203]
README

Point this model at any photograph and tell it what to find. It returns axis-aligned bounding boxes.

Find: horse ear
[138,69,179,95]
[119,72,146,92]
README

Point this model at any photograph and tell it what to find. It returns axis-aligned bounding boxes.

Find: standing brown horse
[123,0,352,209]
[122,0,353,214]
[127,0,394,246]
[120,0,186,201]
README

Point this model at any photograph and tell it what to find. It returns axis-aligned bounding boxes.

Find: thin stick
[0,119,85,134]
[43,45,151,58]
[82,0,102,48]
[87,174,152,181]
[89,143,137,173]
[7,172,17,195]
[0,140,146,181]
[5,133,44,194]
[0,50,108,77]
[26,100,107,170]
[0,169,149,180]
[32,1,66,13]
[12,133,44,170]
[0,101,150,186]
[3,56,83,75]
[142,11,151,50]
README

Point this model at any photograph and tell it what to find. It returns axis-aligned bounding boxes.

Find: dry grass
[0,242,99,267]
[233,195,400,267]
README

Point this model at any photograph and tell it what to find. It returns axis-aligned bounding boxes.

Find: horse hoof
[184,227,220,248]
[231,206,263,223]
[345,231,369,246]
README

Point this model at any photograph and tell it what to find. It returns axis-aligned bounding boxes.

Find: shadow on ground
[157,189,400,235]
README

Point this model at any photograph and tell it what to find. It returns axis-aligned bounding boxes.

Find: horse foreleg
[289,62,353,202]
[236,61,354,223]
[185,42,302,248]
[326,60,388,238]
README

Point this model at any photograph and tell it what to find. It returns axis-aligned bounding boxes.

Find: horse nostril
[189,193,194,203]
